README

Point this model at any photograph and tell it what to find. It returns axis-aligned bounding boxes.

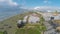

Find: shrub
[3,31,8,34]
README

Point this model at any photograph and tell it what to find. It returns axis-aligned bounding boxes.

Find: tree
[42,26,46,34]
[40,16,46,34]
[40,16,45,25]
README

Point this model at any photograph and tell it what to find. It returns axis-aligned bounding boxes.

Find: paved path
[44,21,59,34]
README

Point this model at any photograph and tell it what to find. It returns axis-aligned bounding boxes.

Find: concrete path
[44,21,59,34]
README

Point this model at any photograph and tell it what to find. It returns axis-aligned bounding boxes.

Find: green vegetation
[0,12,46,34]
[0,31,3,34]
[3,31,8,34]
[40,16,45,25]
[15,26,41,34]
[15,23,46,34]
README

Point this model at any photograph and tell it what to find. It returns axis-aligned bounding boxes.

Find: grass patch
[0,31,3,34]
[15,26,41,34]
[15,23,46,34]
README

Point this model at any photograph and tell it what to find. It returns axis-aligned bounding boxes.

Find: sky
[14,0,60,7]
[22,0,60,7]
[0,0,60,11]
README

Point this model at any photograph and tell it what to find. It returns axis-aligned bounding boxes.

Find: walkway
[44,21,58,34]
